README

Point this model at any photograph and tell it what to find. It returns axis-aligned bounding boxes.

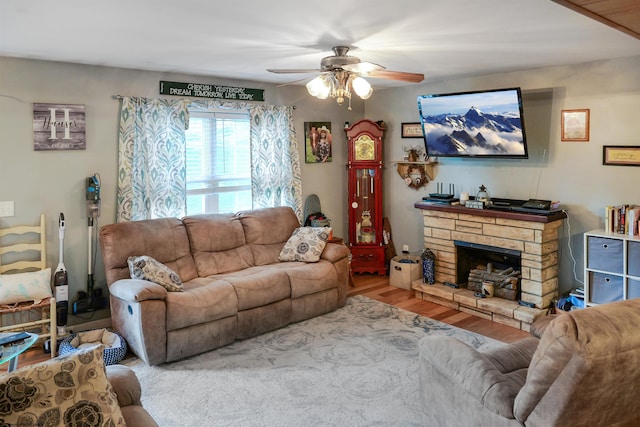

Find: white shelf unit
[584,229,640,306]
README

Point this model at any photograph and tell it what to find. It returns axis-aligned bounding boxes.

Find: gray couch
[418,298,640,426]
[99,206,350,365]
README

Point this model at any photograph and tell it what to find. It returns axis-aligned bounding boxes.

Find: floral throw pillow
[278,227,331,263]
[0,345,126,427]
[128,255,184,292]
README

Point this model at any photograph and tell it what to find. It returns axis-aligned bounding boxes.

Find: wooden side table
[328,237,355,287]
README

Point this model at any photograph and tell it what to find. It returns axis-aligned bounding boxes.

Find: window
[185,109,252,215]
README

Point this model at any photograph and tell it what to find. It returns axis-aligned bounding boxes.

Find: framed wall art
[561,109,589,142]
[304,122,332,163]
[33,103,86,150]
[401,122,423,138]
[603,146,640,166]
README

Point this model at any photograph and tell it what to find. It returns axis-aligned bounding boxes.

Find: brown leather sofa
[99,206,350,365]
[418,298,640,426]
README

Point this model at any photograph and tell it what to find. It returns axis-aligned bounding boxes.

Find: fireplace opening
[454,240,522,300]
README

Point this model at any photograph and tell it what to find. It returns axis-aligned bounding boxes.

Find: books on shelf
[605,205,639,236]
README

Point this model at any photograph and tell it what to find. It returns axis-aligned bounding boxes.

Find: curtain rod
[111,94,295,108]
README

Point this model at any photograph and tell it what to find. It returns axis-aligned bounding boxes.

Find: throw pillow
[278,227,331,263]
[0,345,126,427]
[0,268,52,305]
[127,255,184,292]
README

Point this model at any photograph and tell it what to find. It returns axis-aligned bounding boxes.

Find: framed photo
[401,122,423,138]
[304,122,332,163]
[561,109,589,142]
[33,103,86,150]
[603,146,640,166]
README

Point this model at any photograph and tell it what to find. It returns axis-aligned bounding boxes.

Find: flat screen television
[417,87,528,159]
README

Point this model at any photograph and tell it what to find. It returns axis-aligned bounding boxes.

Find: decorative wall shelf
[394,161,437,190]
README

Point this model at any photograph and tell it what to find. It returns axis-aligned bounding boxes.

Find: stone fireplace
[412,202,566,331]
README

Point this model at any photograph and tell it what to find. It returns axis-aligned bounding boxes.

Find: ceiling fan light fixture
[352,76,373,100]
[306,69,372,107]
[269,45,424,108]
[306,75,328,98]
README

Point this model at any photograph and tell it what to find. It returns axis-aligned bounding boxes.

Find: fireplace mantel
[413,201,566,331]
[414,201,567,223]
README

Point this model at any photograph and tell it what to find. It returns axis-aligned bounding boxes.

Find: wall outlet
[0,201,14,217]
[402,244,409,252]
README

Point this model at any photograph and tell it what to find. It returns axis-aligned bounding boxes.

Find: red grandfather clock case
[345,119,386,275]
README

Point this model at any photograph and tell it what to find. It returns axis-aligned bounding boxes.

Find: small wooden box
[390,255,422,290]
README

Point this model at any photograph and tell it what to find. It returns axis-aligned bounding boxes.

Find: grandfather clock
[346,119,385,275]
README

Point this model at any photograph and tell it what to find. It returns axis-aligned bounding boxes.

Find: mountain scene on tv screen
[423,105,525,156]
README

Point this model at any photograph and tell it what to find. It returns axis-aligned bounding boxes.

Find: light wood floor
[12,273,529,369]
[348,273,529,343]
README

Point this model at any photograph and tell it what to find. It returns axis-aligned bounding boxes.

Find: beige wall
[365,55,640,293]
[0,57,360,326]
[1,54,639,327]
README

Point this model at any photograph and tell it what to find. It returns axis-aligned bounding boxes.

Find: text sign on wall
[159,81,264,101]
[33,103,86,151]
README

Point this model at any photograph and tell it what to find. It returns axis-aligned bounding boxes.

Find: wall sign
[603,146,640,166]
[159,81,264,101]
[33,103,86,151]
[401,122,423,138]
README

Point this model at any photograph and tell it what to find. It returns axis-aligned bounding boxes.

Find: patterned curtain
[116,97,191,222]
[248,104,303,221]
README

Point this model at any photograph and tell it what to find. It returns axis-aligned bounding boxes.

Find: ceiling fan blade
[267,68,320,74]
[342,61,385,74]
[275,75,318,87]
[367,69,424,83]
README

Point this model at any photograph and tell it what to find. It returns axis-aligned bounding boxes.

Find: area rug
[125,295,502,426]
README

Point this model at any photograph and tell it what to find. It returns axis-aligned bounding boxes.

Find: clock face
[354,135,375,161]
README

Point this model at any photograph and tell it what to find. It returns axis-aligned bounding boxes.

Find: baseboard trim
[68,318,112,334]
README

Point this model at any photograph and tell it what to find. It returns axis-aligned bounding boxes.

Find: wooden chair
[0,214,57,357]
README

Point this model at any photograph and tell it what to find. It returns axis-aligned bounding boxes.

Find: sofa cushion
[281,260,338,298]
[100,217,198,285]
[128,255,184,292]
[212,267,291,311]
[238,207,300,265]
[419,336,521,419]
[183,214,254,275]
[165,279,238,331]
[0,345,126,427]
[278,227,331,262]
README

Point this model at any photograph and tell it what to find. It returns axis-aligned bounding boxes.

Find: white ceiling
[2,0,640,89]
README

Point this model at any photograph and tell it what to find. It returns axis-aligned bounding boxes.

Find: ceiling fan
[267,46,424,109]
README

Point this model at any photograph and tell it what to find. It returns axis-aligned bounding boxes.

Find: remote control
[443,281,460,289]
[0,332,30,347]
[518,300,535,308]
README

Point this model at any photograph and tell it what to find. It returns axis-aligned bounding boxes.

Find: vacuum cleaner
[54,213,69,333]
[45,213,69,353]
[72,173,107,314]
